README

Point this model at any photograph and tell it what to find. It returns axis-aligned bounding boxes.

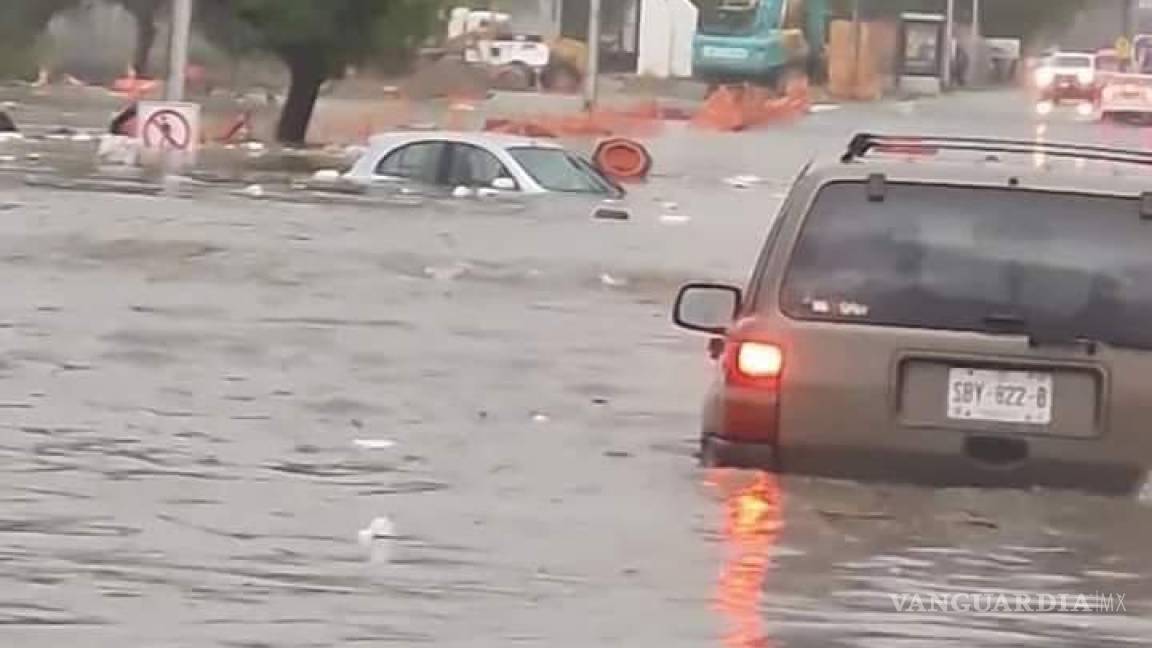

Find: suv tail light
[719,340,783,443]
[735,342,784,379]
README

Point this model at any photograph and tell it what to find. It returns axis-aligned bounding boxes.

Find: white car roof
[365,130,565,151]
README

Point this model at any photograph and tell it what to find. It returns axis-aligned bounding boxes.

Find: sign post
[942,0,955,88]
[584,0,602,111]
[167,0,193,102]
[158,0,195,179]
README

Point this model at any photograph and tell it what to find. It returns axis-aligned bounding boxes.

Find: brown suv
[673,134,1152,494]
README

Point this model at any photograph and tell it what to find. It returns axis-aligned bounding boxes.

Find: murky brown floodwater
[1,88,1149,647]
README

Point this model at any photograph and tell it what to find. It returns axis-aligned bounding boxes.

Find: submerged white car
[344,131,624,198]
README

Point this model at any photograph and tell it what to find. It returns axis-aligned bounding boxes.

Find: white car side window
[447,144,515,188]
[375,142,445,184]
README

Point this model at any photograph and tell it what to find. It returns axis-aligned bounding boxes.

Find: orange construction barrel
[593,137,652,181]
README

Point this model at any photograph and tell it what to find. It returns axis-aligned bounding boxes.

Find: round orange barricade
[593,137,652,181]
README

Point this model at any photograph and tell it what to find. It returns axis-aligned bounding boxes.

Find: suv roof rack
[841,133,1152,167]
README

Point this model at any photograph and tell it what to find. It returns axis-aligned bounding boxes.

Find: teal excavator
[693,0,828,86]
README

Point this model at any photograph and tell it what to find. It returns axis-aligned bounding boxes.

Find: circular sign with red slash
[142,109,193,150]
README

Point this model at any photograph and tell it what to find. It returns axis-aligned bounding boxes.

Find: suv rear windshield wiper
[981,313,1099,354]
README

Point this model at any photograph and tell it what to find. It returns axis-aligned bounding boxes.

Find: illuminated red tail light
[725,341,784,385]
[720,339,784,443]
[736,342,783,378]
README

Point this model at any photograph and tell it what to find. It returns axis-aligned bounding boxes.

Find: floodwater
[1,89,1150,647]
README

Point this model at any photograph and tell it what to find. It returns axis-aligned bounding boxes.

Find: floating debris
[724,174,763,189]
[424,262,471,281]
[818,509,893,521]
[353,439,397,450]
[810,104,842,114]
[358,516,396,564]
[358,516,396,544]
[960,512,999,530]
[599,273,627,287]
[311,169,341,182]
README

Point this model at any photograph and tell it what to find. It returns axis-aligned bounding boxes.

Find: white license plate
[702,46,749,60]
[947,369,1053,425]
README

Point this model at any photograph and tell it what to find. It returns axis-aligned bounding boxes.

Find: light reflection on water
[709,470,782,648]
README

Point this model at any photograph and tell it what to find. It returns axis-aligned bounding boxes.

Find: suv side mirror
[491,177,517,191]
[673,283,742,334]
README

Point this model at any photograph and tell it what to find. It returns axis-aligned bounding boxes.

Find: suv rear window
[778,182,1152,350]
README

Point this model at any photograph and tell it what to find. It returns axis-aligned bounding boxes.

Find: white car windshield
[508,147,622,196]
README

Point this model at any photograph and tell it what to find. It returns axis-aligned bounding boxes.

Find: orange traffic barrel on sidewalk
[593,137,652,181]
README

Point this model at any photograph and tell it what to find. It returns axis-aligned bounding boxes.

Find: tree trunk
[132,8,158,77]
[276,56,326,145]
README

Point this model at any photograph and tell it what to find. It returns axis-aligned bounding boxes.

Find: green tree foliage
[0,0,84,78]
[200,0,443,144]
[0,0,164,79]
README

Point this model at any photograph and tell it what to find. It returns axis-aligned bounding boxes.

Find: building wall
[638,0,697,78]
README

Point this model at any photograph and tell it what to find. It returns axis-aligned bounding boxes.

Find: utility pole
[161,0,194,179]
[967,0,981,86]
[584,0,602,111]
[166,0,193,102]
[942,0,955,88]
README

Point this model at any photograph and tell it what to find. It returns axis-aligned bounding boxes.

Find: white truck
[447,7,551,90]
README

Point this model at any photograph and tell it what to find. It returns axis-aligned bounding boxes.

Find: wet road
[1,90,1150,647]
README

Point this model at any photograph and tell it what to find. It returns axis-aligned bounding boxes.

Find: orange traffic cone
[593,137,653,181]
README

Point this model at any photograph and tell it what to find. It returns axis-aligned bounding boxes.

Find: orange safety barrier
[593,137,653,181]
[692,85,748,131]
[444,97,480,131]
[111,76,160,98]
[482,101,668,140]
[218,110,253,143]
[484,118,560,138]
[692,79,811,132]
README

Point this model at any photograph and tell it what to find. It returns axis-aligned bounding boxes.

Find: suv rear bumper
[703,435,777,469]
[703,435,1146,495]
